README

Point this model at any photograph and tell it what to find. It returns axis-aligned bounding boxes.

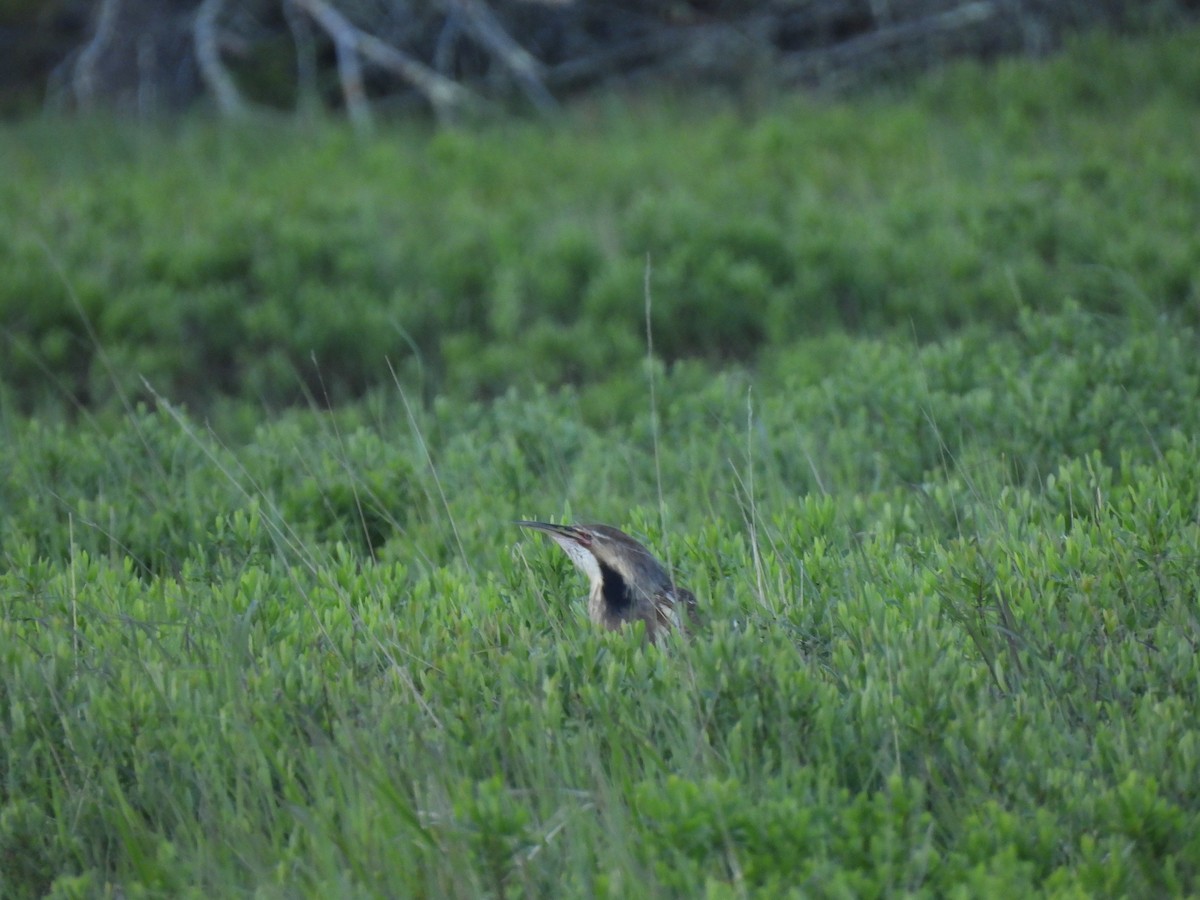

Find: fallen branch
[779,1,999,83]
[282,0,321,114]
[46,0,1131,121]
[72,0,121,109]
[334,21,371,131]
[440,0,557,113]
[545,32,684,90]
[194,0,248,117]
[290,0,478,123]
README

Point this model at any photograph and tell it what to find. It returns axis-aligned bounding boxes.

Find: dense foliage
[2,29,1198,415]
[2,28,1199,898]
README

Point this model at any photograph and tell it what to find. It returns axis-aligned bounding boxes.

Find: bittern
[516,521,697,643]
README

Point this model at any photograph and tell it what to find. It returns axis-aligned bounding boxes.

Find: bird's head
[515,521,604,586]
[515,521,670,589]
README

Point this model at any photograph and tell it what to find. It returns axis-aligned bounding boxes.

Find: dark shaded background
[2,0,1196,118]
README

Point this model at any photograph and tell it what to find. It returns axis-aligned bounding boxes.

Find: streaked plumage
[516,520,697,642]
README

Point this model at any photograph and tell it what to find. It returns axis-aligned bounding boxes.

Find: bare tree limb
[291,0,478,122]
[194,0,248,117]
[544,32,684,90]
[290,0,371,129]
[73,0,122,110]
[136,33,158,115]
[282,0,321,115]
[779,1,999,83]
[43,0,1144,121]
[335,26,372,132]
[440,0,557,113]
[433,13,462,76]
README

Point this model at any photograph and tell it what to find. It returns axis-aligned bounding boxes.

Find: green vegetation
[3,28,1200,897]
[3,30,1198,413]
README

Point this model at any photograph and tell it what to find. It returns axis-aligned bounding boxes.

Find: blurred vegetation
[3,27,1200,897]
[2,28,1198,416]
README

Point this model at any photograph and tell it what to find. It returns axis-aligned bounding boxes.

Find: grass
[3,25,1200,899]
[4,306,1200,896]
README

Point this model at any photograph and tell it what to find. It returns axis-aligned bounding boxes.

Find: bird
[515,520,697,643]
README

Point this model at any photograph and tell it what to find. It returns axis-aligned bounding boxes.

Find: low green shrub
[2,29,1198,414]
[3,307,1200,893]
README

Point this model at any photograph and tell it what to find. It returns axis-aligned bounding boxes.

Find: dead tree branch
[335,24,371,131]
[41,0,1166,121]
[440,0,557,113]
[779,1,1001,84]
[282,0,321,115]
[194,0,247,117]
[290,0,478,123]
[73,0,122,110]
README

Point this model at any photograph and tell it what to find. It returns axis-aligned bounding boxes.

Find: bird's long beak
[514,520,573,538]
[515,521,598,579]
[515,521,594,549]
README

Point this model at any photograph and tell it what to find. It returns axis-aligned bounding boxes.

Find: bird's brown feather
[517,520,696,643]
